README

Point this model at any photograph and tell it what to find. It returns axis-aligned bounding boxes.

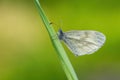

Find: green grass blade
[34,0,79,80]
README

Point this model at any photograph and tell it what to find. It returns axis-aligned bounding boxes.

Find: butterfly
[57,29,106,56]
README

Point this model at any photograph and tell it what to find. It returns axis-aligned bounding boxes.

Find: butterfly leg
[49,22,60,40]
[51,34,59,40]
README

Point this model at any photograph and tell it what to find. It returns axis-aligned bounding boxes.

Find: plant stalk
[34,0,79,80]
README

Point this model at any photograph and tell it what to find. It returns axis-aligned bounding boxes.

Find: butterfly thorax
[58,29,64,40]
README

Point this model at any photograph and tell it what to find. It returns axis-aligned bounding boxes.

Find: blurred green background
[0,0,120,80]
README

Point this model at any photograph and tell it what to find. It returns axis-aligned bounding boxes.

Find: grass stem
[34,0,79,80]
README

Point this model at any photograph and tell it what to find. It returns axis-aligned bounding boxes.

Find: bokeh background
[0,0,120,80]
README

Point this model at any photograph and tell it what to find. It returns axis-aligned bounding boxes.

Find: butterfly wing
[62,30,106,56]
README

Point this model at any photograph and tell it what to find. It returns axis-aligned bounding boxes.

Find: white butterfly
[57,29,106,56]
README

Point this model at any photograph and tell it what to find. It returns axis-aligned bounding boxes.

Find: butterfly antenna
[49,22,61,31]
[59,20,63,30]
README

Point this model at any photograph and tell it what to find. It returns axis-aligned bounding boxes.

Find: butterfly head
[58,29,64,40]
